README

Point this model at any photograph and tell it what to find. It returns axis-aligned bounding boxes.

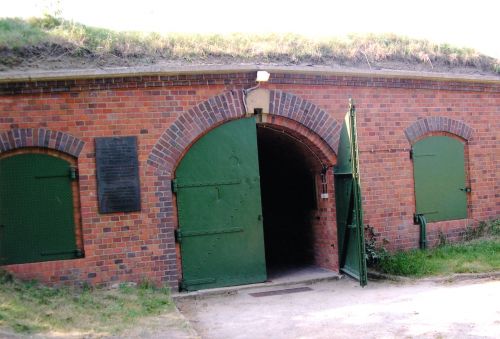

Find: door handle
[459,187,471,193]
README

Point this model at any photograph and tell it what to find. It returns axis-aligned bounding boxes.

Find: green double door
[175,115,367,291]
[174,118,266,291]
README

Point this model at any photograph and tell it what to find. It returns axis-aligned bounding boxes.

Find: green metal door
[174,118,267,291]
[413,136,467,222]
[0,153,79,265]
[334,100,368,286]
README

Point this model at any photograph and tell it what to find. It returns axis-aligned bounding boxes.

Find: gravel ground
[176,276,500,339]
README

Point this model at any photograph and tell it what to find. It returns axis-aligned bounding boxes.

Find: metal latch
[174,229,182,243]
[459,187,472,193]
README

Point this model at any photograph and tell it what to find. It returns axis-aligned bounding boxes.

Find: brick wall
[0,71,498,287]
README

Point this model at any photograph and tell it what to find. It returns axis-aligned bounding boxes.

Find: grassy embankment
[0,275,173,336]
[0,15,499,73]
[372,219,500,277]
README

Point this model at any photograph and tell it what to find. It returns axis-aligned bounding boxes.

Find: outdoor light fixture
[256,70,270,83]
[320,165,329,199]
[243,71,271,114]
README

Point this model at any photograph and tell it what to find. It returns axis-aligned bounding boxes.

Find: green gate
[413,136,468,222]
[174,118,267,291]
[334,100,368,286]
[0,153,79,265]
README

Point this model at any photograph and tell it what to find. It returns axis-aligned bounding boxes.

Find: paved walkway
[176,276,500,339]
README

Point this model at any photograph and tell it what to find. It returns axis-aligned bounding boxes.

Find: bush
[364,225,388,267]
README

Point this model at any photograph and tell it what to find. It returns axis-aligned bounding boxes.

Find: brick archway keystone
[0,128,85,157]
[405,117,473,144]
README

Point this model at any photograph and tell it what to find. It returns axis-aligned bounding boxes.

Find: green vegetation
[369,219,500,277]
[0,15,498,73]
[377,238,499,277]
[0,273,173,335]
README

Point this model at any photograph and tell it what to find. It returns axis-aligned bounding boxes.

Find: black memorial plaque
[95,136,141,213]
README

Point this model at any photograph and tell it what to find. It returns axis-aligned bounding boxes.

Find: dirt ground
[176,276,500,339]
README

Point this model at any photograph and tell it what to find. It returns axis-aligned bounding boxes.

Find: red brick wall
[0,72,498,287]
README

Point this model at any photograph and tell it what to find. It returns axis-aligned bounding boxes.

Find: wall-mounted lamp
[256,70,270,83]
[320,165,329,199]
[243,71,271,114]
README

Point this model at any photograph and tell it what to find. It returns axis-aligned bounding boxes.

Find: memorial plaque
[95,136,141,213]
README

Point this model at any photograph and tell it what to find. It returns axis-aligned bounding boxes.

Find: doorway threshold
[172,266,342,301]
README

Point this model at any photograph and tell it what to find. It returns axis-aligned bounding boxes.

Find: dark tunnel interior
[257,125,318,275]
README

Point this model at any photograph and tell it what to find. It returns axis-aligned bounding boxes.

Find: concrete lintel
[0,64,499,84]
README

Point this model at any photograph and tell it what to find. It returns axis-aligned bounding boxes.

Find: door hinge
[459,187,472,193]
[40,249,84,257]
[409,148,413,159]
[35,167,79,180]
[174,229,182,243]
[171,179,178,193]
[70,166,78,181]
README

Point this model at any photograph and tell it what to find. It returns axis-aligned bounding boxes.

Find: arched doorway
[257,125,319,276]
[173,116,339,291]
[148,90,344,290]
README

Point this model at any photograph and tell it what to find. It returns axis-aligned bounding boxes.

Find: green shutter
[175,118,267,291]
[0,154,79,265]
[413,136,467,222]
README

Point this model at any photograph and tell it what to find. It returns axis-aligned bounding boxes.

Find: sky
[1,0,499,58]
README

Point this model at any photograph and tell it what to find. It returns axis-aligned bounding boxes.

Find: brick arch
[0,128,85,157]
[259,115,337,167]
[269,90,341,153]
[404,117,473,144]
[147,91,245,175]
[147,90,341,175]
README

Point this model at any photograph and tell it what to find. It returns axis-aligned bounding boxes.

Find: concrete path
[176,277,500,339]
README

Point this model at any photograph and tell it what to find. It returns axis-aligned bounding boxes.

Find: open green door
[334,100,368,286]
[174,118,267,291]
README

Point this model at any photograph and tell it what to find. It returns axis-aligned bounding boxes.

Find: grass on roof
[0,14,499,73]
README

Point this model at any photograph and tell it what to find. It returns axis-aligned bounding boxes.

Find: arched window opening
[412,136,469,222]
[0,149,83,265]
